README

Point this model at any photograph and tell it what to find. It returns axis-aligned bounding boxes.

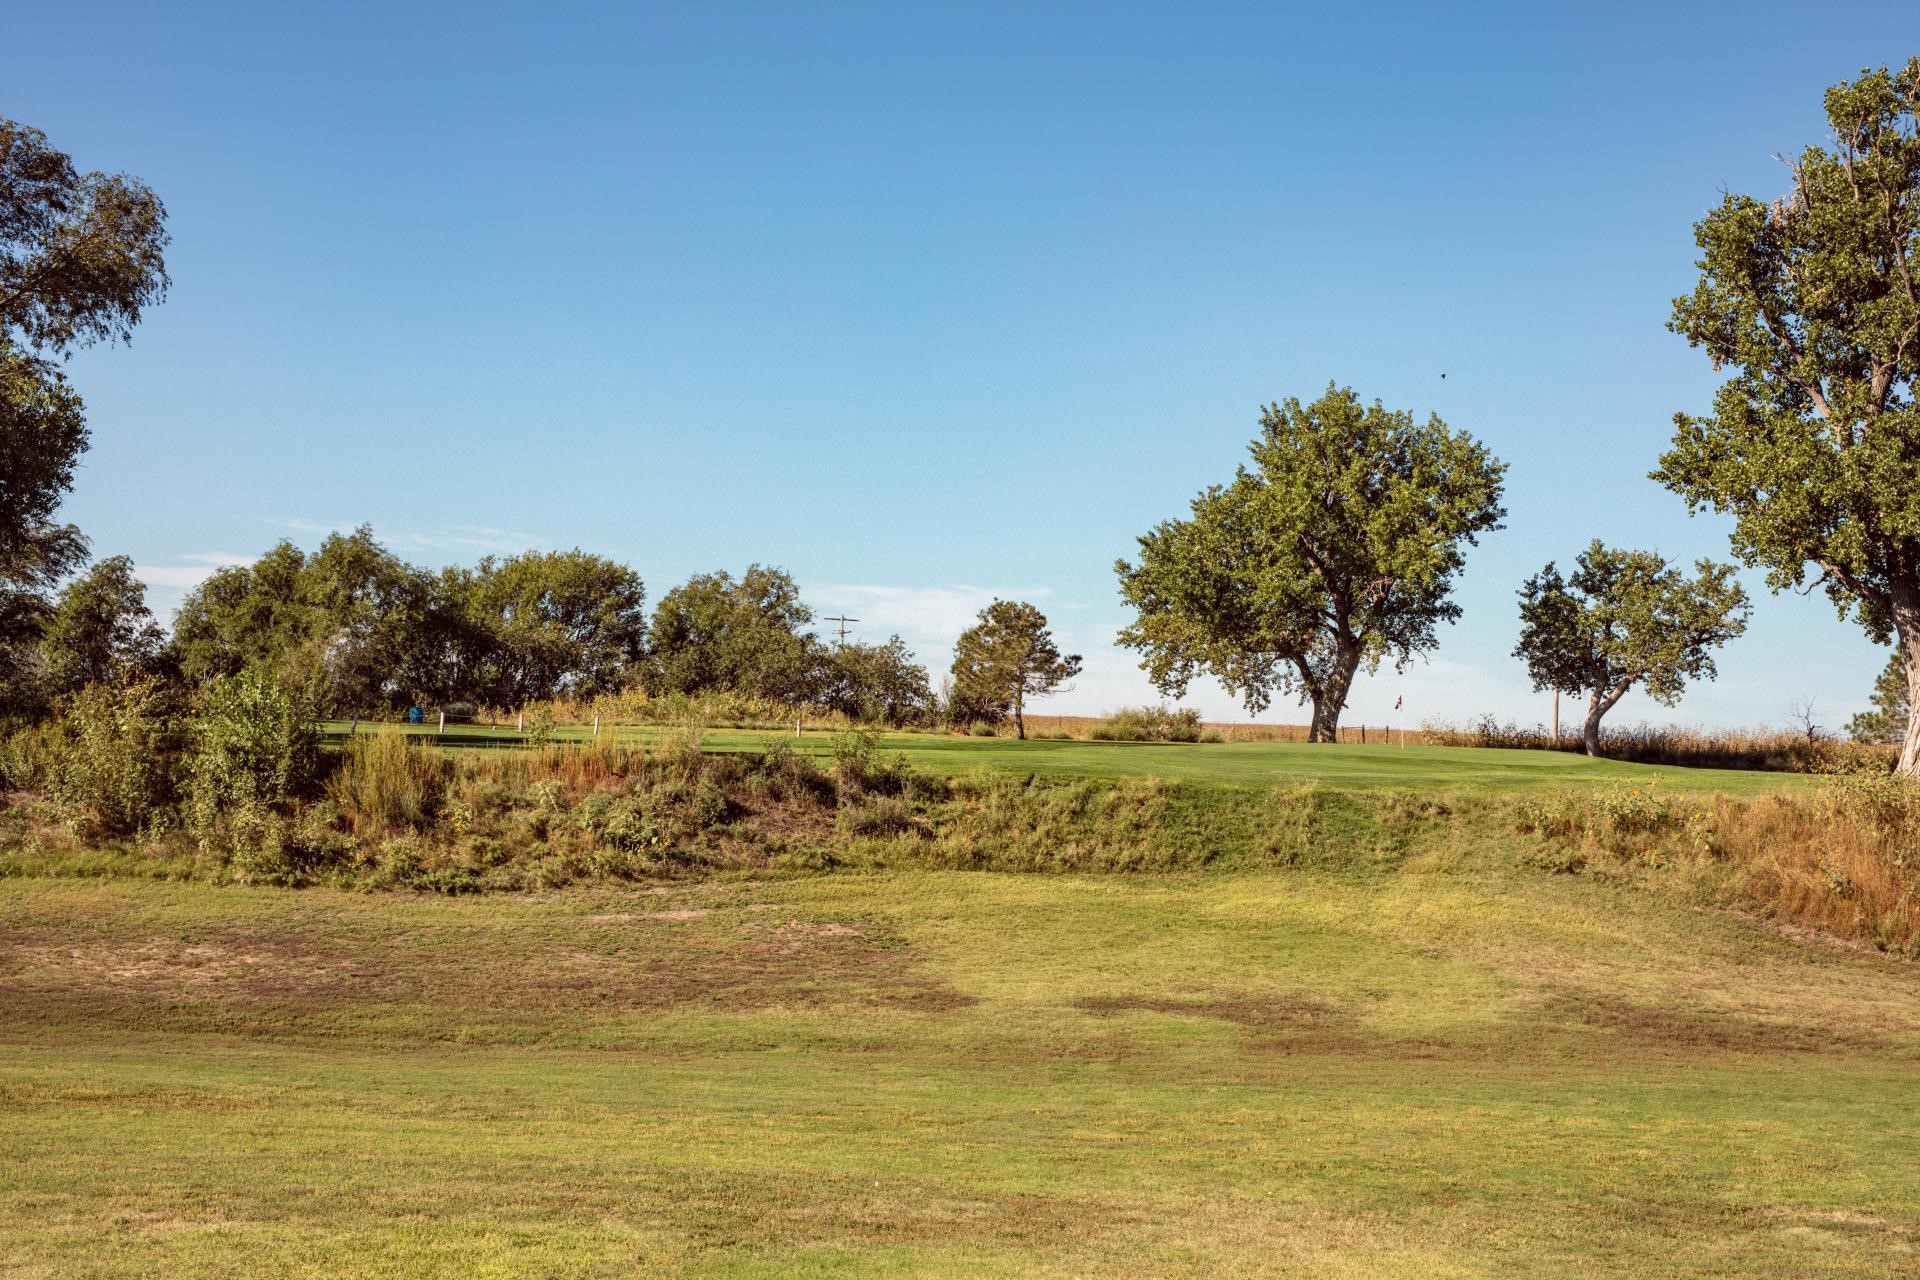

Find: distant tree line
[1,523,1091,734]
[150,529,938,723]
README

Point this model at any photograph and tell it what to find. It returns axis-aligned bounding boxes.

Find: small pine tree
[1847,655,1911,745]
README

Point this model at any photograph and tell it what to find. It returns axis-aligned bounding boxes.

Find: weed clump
[1089,705,1203,743]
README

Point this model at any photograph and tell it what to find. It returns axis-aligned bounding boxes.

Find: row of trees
[127,534,945,723]
[0,113,1089,741]
[5,518,1090,734]
[1117,61,1920,768]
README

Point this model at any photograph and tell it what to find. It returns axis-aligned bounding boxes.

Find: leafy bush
[43,679,177,836]
[186,668,319,856]
[1089,705,1203,743]
[969,720,997,737]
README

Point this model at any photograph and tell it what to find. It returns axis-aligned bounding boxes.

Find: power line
[825,614,859,645]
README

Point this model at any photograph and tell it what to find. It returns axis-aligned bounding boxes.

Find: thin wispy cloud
[257,517,545,557]
[810,584,1055,645]
[133,551,253,591]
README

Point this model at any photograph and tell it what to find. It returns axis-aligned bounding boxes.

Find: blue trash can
[408,706,424,725]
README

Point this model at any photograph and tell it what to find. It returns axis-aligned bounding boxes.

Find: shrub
[43,680,177,836]
[187,668,319,857]
[969,720,997,737]
[0,721,65,792]
[1089,705,1203,743]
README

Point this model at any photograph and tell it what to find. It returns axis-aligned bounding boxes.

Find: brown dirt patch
[1070,991,1395,1056]
[1073,992,1345,1031]
[1543,989,1888,1054]
[0,907,975,1039]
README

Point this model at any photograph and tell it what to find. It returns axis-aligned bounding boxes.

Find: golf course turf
[1,739,1910,1277]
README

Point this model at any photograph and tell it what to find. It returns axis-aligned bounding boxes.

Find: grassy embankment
[2,736,1917,1275]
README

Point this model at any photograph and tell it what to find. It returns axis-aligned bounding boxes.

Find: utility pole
[825,614,859,645]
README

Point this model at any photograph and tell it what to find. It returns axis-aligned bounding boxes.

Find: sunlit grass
[2,867,1915,1277]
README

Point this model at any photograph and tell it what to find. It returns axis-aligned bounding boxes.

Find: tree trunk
[1306,643,1362,744]
[1013,690,1026,741]
[1582,685,1627,757]
[1582,693,1605,758]
[1895,590,1920,776]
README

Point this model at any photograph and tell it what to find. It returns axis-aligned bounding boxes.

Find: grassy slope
[3,853,1916,1277]
[319,722,1809,796]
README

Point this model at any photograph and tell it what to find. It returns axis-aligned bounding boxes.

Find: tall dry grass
[1518,776,1920,954]
[1424,714,1899,774]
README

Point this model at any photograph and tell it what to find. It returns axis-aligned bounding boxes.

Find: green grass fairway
[3,864,1914,1277]
[320,722,1807,796]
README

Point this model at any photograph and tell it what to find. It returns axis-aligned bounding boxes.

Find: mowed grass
[3,860,1916,1277]
[320,722,1809,796]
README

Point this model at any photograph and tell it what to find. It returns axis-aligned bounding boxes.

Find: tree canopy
[816,636,934,726]
[1655,59,1920,773]
[38,554,164,700]
[950,600,1080,740]
[1514,542,1750,756]
[644,566,819,704]
[1116,385,1505,741]
[174,533,646,713]
[0,117,168,712]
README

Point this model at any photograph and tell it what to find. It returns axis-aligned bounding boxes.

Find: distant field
[320,721,1810,796]
[2,867,1914,1277]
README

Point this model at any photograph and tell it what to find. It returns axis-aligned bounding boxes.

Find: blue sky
[13,1,1913,729]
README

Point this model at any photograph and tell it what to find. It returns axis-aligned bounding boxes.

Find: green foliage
[462,549,647,704]
[42,679,175,836]
[1848,653,1911,744]
[1089,705,1204,742]
[1514,541,1750,754]
[816,634,934,725]
[645,565,819,702]
[831,726,881,777]
[186,669,319,856]
[1117,384,1506,741]
[1656,60,1920,770]
[950,599,1081,740]
[172,532,647,714]
[37,554,163,699]
[1,117,169,720]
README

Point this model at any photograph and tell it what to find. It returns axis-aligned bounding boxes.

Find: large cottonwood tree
[1116,385,1505,741]
[1656,60,1920,773]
